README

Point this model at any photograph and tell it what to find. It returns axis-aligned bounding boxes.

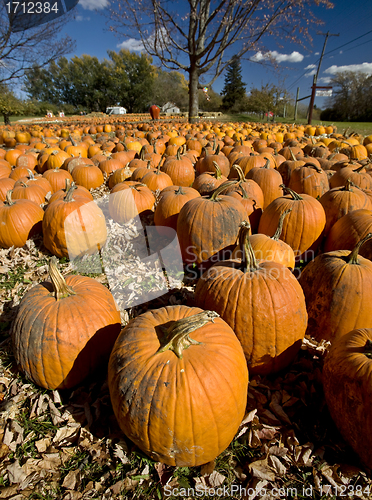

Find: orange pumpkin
[12,257,121,390]
[108,305,248,466]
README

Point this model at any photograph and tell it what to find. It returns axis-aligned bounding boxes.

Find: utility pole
[307,31,339,125]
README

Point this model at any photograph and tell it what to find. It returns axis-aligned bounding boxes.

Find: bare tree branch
[106,0,333,122]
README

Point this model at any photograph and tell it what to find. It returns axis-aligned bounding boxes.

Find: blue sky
[56,0,372,108]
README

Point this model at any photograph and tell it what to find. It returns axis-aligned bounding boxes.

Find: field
[1,117,372,499]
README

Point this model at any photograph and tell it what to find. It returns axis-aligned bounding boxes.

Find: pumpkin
[191,162,228,196]
[258,186,326,260]
[0,190,44,248]
[109,182,155,224]
[324,208,372,259]
[288,162,329,199]
[12,257,121,390]
[108,305,248,466]
[176,181,247,270]
[322,328,372,470]
[43,183,107,259]
[0,178,16,201]
[161,148,195,187]
[48,179,93,205]
[298,234,372,343]
[154,185,200,233]
[194,221,307,375]
[247,208,295,268]
[246,158,283,209]
[319,179,372,237]
[43,168,74,193]
[71,163,104,190]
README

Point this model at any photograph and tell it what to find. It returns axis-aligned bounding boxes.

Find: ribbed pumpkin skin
[194,261,307,375]
[298,249,372,343]
[0,198,44,248]
[322,328,372,469]
[108,305,248,467]
[319,184,372,237]
[43,197,107,258]
[324,209,372,259]
[176,195,247,268]
[258,193,326,258]
[12,275,121,390]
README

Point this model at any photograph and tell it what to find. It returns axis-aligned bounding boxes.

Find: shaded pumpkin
[194,221,307,375]
[12,257,121,390]
[322,328,372,470]
[299,234,372,343]
[176,181,247,270]
[109,182,155,224]
[0,190,44,248]
[154,185,200,233]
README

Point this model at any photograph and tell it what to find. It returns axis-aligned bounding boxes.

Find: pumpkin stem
[5,190,15,206]
[272,208,292,241]
[210,180,237,201]
[26,169,35,179]
[157,310,219,358]
[238,221,257,272]
[262,157,271,169]
[175,186,186,195]
[289,147,297,161]
[280,185,303,200]
[364,339,372,359]
[64,182,78,202]
[347,233,372,264]
[304,162,322,173]
[212,161,223,179]
[231,164,245,182]
[49,256,76,300]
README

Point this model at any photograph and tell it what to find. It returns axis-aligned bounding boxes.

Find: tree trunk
[3,114,10,125]
[188,64,199,124]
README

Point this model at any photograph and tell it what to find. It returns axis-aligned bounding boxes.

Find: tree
[0,85,23,124]
[151,68,189,110]
[320,72,372,122]
[0,1,75,86]
[246,83,291,120]
[221,56,246,111]
[107,0,332,122]
[24,51,155,113]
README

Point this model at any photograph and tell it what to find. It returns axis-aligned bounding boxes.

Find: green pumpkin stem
[280,185,303,200]
[364,339,372,359]
[49,256,76,300]
[157,311,219,358]
[273,208,292,241]
[347,233,372,264]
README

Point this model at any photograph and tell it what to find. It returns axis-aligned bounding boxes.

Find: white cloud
[305,64,316,70]
[79,0,109,11]
[75,15,90,21]
[117,38,145,52]
[305,69,316,77]
[318,76,332,84]
[324,62,372,75]
[339,50,343,54]
[314,52,320,56]
[251,50,304,63]
[117,28,169,53]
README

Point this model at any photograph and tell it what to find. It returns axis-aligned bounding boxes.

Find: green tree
[151,68,189,110]
[221,56,246,111]
[0,85,23,124]
[107,50,155,112]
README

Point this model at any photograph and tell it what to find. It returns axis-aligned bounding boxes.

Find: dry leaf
[207,470,225,488]
[53,424,81,446]
[248,458,276,481]
[268,455,287,476]
[35,437,51,453]
[200,460,215,476]
[62,469,81,490]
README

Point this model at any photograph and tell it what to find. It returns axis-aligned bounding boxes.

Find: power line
[324,29,372,56]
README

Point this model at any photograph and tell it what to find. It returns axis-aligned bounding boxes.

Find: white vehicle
[106,106,127,115]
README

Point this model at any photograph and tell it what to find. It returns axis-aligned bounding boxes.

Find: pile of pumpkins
[2,119,372,470]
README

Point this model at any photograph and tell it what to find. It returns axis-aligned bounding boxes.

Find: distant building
[162,102,180,114]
